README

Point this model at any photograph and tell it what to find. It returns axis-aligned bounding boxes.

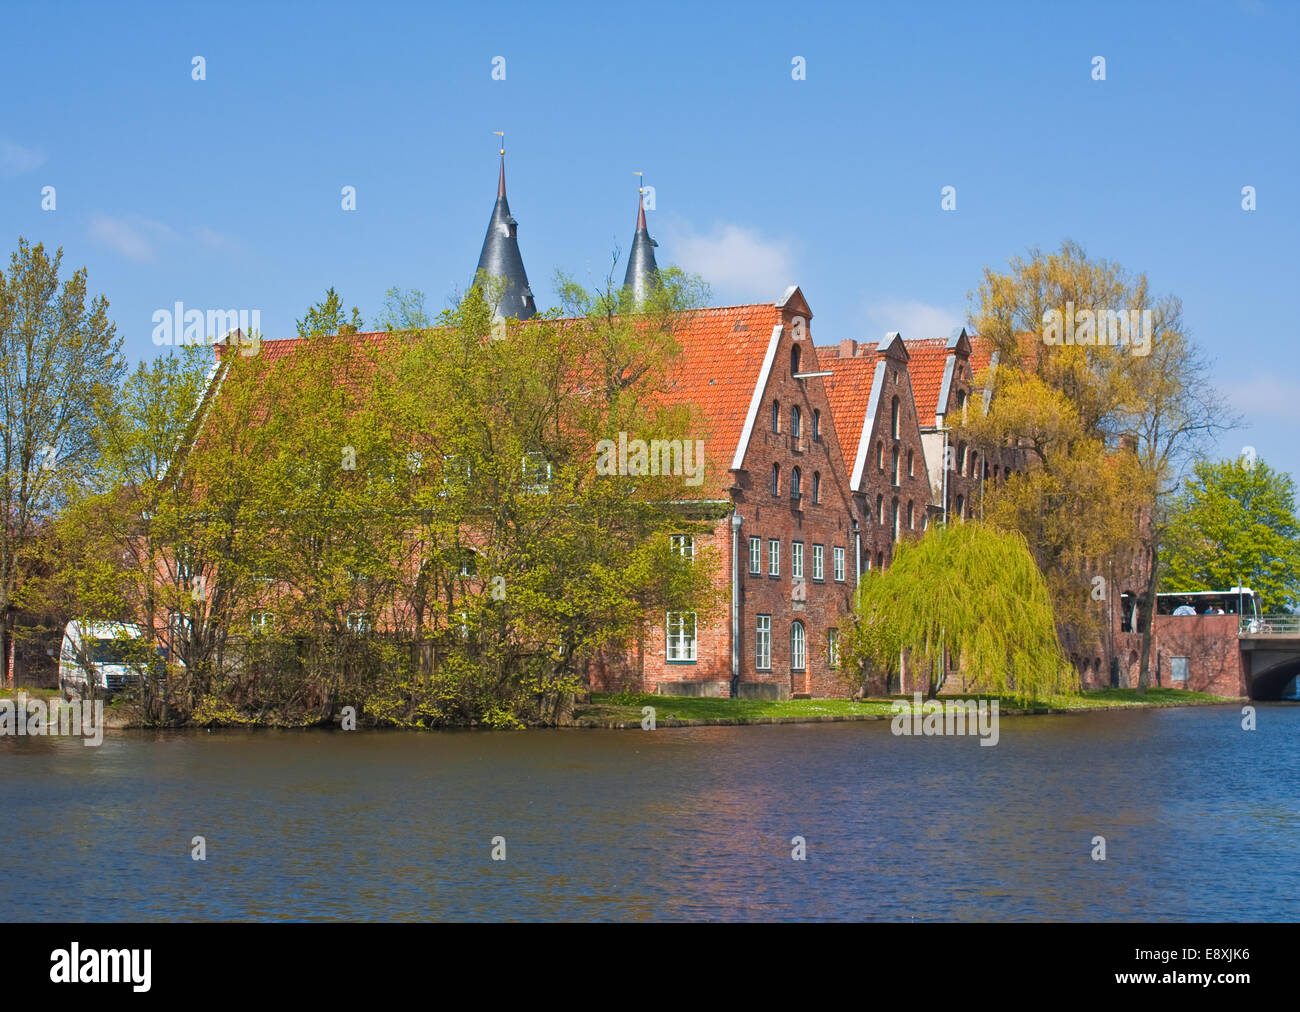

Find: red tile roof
[212,306,782,499]
[900,338,950,424]
[822,352,879,478]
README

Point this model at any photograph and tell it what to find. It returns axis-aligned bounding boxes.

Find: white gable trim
[730,324,784,472]
[850,360,887,491]
[935,354,957,424]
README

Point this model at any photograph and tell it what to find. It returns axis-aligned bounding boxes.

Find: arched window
[957,389,966,413]
[957,442,967,474]
[791,621,806,671]
[791,466,802,499]
[969,451,978,479]
[790,345,801,376]
[955,494,965,519]
[812,471,820,504]
[876,551,884,569]
[876,442,884,470]
[890,446,899,486]
[891,397,900,438]
[771,401,780,433]
[771,463,780,497]
[791,405,801,439]
[876,494,884,525]
[891,498,900,541]
[907,501,914,529]
[907,449,914,477]
[812,409,820,441]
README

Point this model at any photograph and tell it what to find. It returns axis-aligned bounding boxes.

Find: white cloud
[662,220,797,302]
[861,298,965,342]
[0,138,45,176]
[88,214,176,263]
[193,225,247,256]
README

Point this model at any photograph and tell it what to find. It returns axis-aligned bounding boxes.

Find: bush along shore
[1,686,1238,731]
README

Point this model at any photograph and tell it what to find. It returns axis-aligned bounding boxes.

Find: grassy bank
[574,687,1236,727]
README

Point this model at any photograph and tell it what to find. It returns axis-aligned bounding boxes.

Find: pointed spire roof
[622,181,659,307]
[474,142,536,321]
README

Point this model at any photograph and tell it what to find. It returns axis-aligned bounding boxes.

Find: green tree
[296,286,363,338]
[841,521,1075,703]
[1161,456,1300,613]
[0,238,124,684]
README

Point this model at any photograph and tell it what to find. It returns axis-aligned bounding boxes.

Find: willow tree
[841,521,1075,703]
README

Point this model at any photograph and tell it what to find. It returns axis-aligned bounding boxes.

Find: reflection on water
[1,705,1297,921]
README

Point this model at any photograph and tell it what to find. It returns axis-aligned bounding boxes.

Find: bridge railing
[1240,615,1300,636]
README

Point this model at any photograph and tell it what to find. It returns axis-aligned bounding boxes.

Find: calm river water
[2,704,1297,921]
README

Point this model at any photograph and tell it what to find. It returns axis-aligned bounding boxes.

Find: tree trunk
[1136,543,1160,694]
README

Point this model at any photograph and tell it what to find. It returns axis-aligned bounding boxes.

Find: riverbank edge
[571,695,1244,729]
[4,690,1238,732]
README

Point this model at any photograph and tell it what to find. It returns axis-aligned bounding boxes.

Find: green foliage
[842,521,1076,703]
[1161,456,1300,612]
[295,286,363,338]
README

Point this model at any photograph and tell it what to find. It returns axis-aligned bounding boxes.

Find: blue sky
[2,0,1297,480]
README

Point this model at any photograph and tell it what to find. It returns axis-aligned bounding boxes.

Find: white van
[58,621,150,701]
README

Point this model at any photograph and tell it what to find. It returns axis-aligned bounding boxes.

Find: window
[812,409,820,441]
[812,544,824,581]
[876,494,884,525]
[891,498,900,541]
[969,451,978,479]
[458,552,477,578]
[771,463,780,497]
[521,451,551,493]
[907,501,914,529]
[791,405,801,439]
[791,621,806,671]
[956,443,967,474]
[828,628,840,668]
[771,401,780,433]
[876,442,884,471]
[666,612,697,662]
[812,471,820,504]
[876,551,884,569]
[891,397,900,439]
[957,389,967,414]
[833,546,845,582]
[251,610,274,635]
[791,466,802,499]
[791,345,800,376]
[955,495,965,519]
[347,612,370,634]
[1171,656,1189,683]
[891,446,899,486]
[670,534,695,562]
[756,615,771,670]
[791,541,804,579]
[748,536,762,575]
[768,538,780,576]
[907,450,914,477]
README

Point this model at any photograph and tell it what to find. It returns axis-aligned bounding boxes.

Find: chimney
[839,339,858,358]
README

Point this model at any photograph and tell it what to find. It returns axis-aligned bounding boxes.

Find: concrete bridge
[1239,616,1300,700]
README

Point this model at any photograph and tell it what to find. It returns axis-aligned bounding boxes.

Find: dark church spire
[622,174,659,308]
[474,134,536,321]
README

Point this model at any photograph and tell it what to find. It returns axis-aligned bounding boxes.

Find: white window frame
[828,628,840,668]
[768,538,780,577]
[791,621,806,671]
[833,546,846,582]
[748,535,761,575]
[670,534,695,562]
[666,611,697,662]
[756,614,771,670]
[812,544,824,581]
[791,541,804,580]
